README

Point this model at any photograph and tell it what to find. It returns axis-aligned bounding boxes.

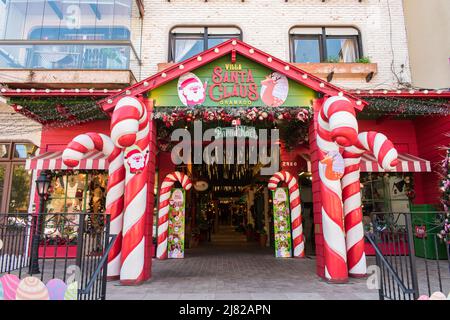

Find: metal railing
[0,213,114,300]
[366,212,450,300]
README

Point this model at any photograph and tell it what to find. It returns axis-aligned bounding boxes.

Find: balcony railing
[0,40,142,70]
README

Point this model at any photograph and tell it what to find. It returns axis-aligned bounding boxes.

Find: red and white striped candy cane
[268,171,305,257]
[110,96,150,285]
[62,132,125,280]
[316,96,359,282]
[156,171,192,260]
[342,131,398,277]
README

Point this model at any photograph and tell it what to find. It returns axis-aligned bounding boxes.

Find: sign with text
[272,187,292,258]
[168,188,186,259]
[149,55,316,108]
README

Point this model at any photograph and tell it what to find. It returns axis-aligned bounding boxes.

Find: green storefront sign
[272,187,292,258]
[168,188,186,259]
[149,55,316,108]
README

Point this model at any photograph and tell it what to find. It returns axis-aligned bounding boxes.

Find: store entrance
[186,162,272,253]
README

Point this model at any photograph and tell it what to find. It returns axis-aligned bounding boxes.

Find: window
[47,172,108,214]
[0,0,137,70]
[169,27,242,62]
[290,27,362,63]
[0,142,37,213]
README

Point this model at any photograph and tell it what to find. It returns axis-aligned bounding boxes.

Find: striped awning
[301,152,431,173]
[25,151,108,170]
[360,153,431,172]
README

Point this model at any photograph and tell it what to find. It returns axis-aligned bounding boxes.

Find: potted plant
[259,228,268,247]
[246,223,254,241]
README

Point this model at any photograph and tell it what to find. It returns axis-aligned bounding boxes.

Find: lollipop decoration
[63,132,125,280]
[316,96,358,282]
[156,171,192,260]
[342,131,398,277]
[110,96,150,284]
[268,170,305,258]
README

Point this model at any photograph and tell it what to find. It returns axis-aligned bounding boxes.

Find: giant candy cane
[110,96,150,284]
[342,131,398,277]
[62,132,125,280]
[316,96,359,282]
[156,171,192,260]
[268,171,305,257]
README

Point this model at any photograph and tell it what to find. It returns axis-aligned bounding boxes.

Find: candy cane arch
[342,131,398,277]
[62,132,125,280]
[156,171,192,260]
[316,96,359,282]
[110,96,150,284]
[268,171,305,258]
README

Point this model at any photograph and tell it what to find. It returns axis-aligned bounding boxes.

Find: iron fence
[366,212,450,300]
[0,213,115,300]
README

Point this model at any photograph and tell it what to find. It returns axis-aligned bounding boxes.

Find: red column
[143,98,157,280]
[309,98,325,279]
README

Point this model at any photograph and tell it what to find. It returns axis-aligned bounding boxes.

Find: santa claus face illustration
[125,147,148,174]
[177,73,207,107]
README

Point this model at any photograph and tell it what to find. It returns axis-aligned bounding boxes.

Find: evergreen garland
[363,97,450,117]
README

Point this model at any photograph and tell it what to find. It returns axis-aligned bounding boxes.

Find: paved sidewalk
[107,226,379,300]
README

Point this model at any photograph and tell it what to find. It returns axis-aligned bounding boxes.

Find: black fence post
[101,215,111,300]
[404,213,419,299]
[75,214,85,268]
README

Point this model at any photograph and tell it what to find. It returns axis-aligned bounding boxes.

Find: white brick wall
[131,0,411,90]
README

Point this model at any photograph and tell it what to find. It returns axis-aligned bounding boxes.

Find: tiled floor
[106,226,380,300]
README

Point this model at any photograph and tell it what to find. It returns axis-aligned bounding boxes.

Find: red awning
[25,151,108,170]
[360,153,431,172]
[301,152,431,173]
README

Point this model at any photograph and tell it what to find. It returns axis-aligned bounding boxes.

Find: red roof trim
[99,39,367,112]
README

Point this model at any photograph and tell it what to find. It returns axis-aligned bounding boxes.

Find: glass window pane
[293,38,320,63]
[86,172,107,213]
[8,164,31,213]
[326,38,358,63]
[113,0,131,40]
[207,37,232,49]
[290,27,322,35]
[66,173,86,212]
[41,0,63,40]
[326,27,358,36]
[23,0,46,40]
[13,143,37,159]
[0,144,10,159]
[173,38,204,62]
[3,0,27,39]
[47,175,66,213]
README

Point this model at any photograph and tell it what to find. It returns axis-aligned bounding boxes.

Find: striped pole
[268,171,305,258]
[62,132,125,280]
[110,96,150,285]
[342,131,398,277]
[156,171,192,260]
[316,96,359,282]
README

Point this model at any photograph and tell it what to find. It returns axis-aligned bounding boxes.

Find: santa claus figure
[178,74,207,107]
[125,148,148,174]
